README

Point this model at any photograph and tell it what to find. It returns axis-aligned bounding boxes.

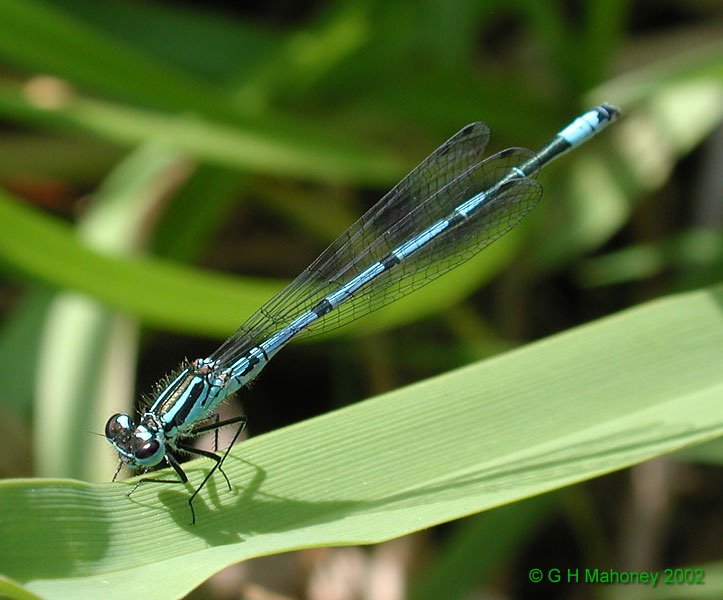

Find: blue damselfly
[106,104,620,524]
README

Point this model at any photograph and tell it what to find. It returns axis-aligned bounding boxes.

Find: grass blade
[0,284,721,599]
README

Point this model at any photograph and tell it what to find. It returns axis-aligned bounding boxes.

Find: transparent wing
[211,133,543,369]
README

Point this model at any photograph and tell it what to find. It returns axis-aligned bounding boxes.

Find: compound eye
[105,413,132,440]
[135,439,161,460]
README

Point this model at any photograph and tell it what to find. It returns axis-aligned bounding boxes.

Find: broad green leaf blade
[1,285,722,600]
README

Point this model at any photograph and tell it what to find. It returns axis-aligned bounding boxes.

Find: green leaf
[0,188,282,338]
[0,0,223,113]
[0,575,43,600]
[32,0,277,82]
[0,78,405,184]
[1,284,721,599]
[577,229,723,288]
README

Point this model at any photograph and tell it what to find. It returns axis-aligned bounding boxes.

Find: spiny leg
[111,460,124,482]
[184,414,249,489]
[126,453,190,493]
[176,443,233,490]
[125,453,200,524]
[198,412,221,452]
[213,413,220,452]
[177,415,248,525]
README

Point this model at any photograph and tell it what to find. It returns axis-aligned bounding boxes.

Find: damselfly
[106,104,620,524]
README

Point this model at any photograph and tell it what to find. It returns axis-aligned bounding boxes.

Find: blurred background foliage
[0,0,720,598]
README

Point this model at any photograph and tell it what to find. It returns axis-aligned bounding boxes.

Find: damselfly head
[105,413,166,467]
